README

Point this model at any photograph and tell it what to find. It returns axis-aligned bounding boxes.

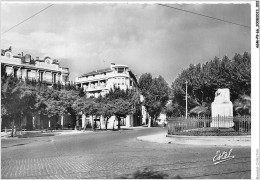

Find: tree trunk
[148,117,152,127]
[19,116,23,134]
[113,119,115,131]
[91,115,95,131]
[117,116,121,130]
[40,113,43,133]
[19,113,25,135]
[105,118,108,130]
[11,119,15,137]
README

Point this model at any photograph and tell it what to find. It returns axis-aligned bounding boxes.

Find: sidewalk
[1,126,148,139]
[137,133,251,147]
[1,130,88,139]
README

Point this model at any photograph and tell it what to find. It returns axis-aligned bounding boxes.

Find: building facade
[1,47,71,131]
[75,63,142,128]
[75,63,138,98]
[1,47,70,85]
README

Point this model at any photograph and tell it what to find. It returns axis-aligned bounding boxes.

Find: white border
[0,1,252,4]
[251,0,260,179]
[1,1,259,179]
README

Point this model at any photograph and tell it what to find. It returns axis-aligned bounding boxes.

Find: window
[117,68,124,73]
[130,80,133,86]
[122,78,125,85]
[40,72,43,82]
[120,118,126,126]
[14,69,18,78]
[26,70,31,79]
[53,74,56,83]
[63,76,68,82]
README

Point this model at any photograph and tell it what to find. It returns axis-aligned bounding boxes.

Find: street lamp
[186,80,188,119]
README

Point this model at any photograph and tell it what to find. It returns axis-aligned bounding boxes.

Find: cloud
[1,3,251,85]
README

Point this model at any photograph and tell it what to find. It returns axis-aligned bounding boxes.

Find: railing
[167,116,251,136]
[2,56,63,72]
[86,84,107,91]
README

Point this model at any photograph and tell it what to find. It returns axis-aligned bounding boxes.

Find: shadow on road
[117,167,182,179]
[16,132,55,138]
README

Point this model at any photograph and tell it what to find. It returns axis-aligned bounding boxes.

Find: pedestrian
[163,120,167,128]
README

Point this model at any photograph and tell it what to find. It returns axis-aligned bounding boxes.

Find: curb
[137,133,251,147]
[166,134,251,141]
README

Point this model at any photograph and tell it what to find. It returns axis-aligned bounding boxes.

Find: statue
[211,88,234,128]
[1,46,12,56]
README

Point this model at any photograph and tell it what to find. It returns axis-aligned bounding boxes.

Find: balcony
[36,61,59,71]
[1,56,22,65]
[85,84,107,92]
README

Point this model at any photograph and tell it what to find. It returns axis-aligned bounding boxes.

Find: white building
[75,63,142,129]
[1,47,69,85]
[1,47,71,130]
[76,63,138,98]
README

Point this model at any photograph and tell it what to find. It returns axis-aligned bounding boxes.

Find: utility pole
[185,80,188,119]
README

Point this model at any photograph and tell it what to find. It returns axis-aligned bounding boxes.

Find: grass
[169,127,250,136]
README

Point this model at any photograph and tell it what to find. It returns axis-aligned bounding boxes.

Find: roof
[36,59,45,62]
[113,64,128,68]
[81,68,113,77]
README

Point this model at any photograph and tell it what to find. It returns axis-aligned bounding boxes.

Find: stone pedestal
[211,89,234,128]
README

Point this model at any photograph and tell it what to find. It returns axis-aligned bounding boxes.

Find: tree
[1,73,83,133]
[233,95,251,116]
[44,88,81,129]
[1,76,38,135]
[85,97,102,131]
[105,86,140,130]
[189,102,210,117]
[1,76,23,136]
[73,96,101,131]
[111,98,132,129]
[139,73,170,127]
[98,97,115,130]
[45,89,78,116]
[170,52,251,117]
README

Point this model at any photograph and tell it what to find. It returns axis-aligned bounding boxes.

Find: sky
[1,2,251,85]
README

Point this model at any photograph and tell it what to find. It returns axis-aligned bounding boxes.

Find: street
[1,127,251,179]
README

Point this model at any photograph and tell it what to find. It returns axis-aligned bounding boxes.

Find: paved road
[1,127,251,179]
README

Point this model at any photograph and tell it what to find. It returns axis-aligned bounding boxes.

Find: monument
[211,88,234,128]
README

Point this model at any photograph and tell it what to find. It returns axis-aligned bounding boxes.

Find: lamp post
[185,80,188,119]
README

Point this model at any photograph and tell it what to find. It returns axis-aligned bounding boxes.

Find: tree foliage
[233,95,251,116]
[139,73,170,126]
[1,76,39,135]
[1,73,82,132]
[105,86,141,129]
[170,52,251,117]
[98,97,115,130]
